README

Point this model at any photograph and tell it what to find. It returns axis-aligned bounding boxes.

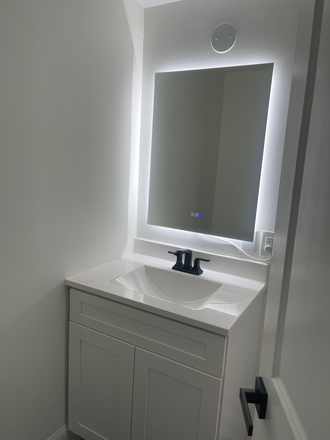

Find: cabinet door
[69,322,134,440]
[131,348,221,440]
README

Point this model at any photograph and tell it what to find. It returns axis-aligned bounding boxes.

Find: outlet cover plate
[260,231,274,256]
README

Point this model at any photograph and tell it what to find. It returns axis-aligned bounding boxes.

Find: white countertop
[65,253,267,336]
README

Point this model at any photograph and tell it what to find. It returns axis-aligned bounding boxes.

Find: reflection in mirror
[147,64,273,242]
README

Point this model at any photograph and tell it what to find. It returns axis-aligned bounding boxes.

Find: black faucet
[168,249,210,276]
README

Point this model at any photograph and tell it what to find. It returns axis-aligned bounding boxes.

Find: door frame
[256,0,324,437]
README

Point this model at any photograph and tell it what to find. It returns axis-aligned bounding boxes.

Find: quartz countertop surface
[65,253,266,336]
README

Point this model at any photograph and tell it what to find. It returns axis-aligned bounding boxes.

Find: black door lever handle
[239,377,268,436]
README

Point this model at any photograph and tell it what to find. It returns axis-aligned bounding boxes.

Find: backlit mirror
[147,63,273,242]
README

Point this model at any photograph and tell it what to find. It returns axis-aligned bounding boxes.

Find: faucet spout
[180,249,192,270]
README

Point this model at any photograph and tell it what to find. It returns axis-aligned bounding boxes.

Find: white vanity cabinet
[68,289,225,440]
[68,283,264,440]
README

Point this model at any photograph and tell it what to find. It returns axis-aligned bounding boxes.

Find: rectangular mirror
[147,63,273,242]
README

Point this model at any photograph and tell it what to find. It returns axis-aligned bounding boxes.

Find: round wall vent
[211,23,237,53]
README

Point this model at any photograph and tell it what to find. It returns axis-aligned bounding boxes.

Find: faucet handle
[192,257,210,275]
[168,250,183,269]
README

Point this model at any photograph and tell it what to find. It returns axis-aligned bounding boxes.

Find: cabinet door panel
[132,348,221,440]
[69,322,134,440]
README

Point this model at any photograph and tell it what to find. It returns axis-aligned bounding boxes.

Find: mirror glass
[147,63,273,242]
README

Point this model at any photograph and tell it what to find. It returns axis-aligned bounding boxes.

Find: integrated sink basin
[107,265,222,308]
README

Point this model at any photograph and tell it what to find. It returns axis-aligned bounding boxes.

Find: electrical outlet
[260,231,274,256]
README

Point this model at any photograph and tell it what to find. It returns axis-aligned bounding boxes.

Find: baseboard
[47,424,81,440]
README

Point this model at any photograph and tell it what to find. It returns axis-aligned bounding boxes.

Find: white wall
[0,1,138,438]
[136,0,300,257]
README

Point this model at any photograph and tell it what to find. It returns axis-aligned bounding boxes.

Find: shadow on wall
[0,283,70,438]
[0,0,137,439]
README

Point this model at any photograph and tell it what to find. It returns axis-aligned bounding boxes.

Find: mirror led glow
[147,64,273,242]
